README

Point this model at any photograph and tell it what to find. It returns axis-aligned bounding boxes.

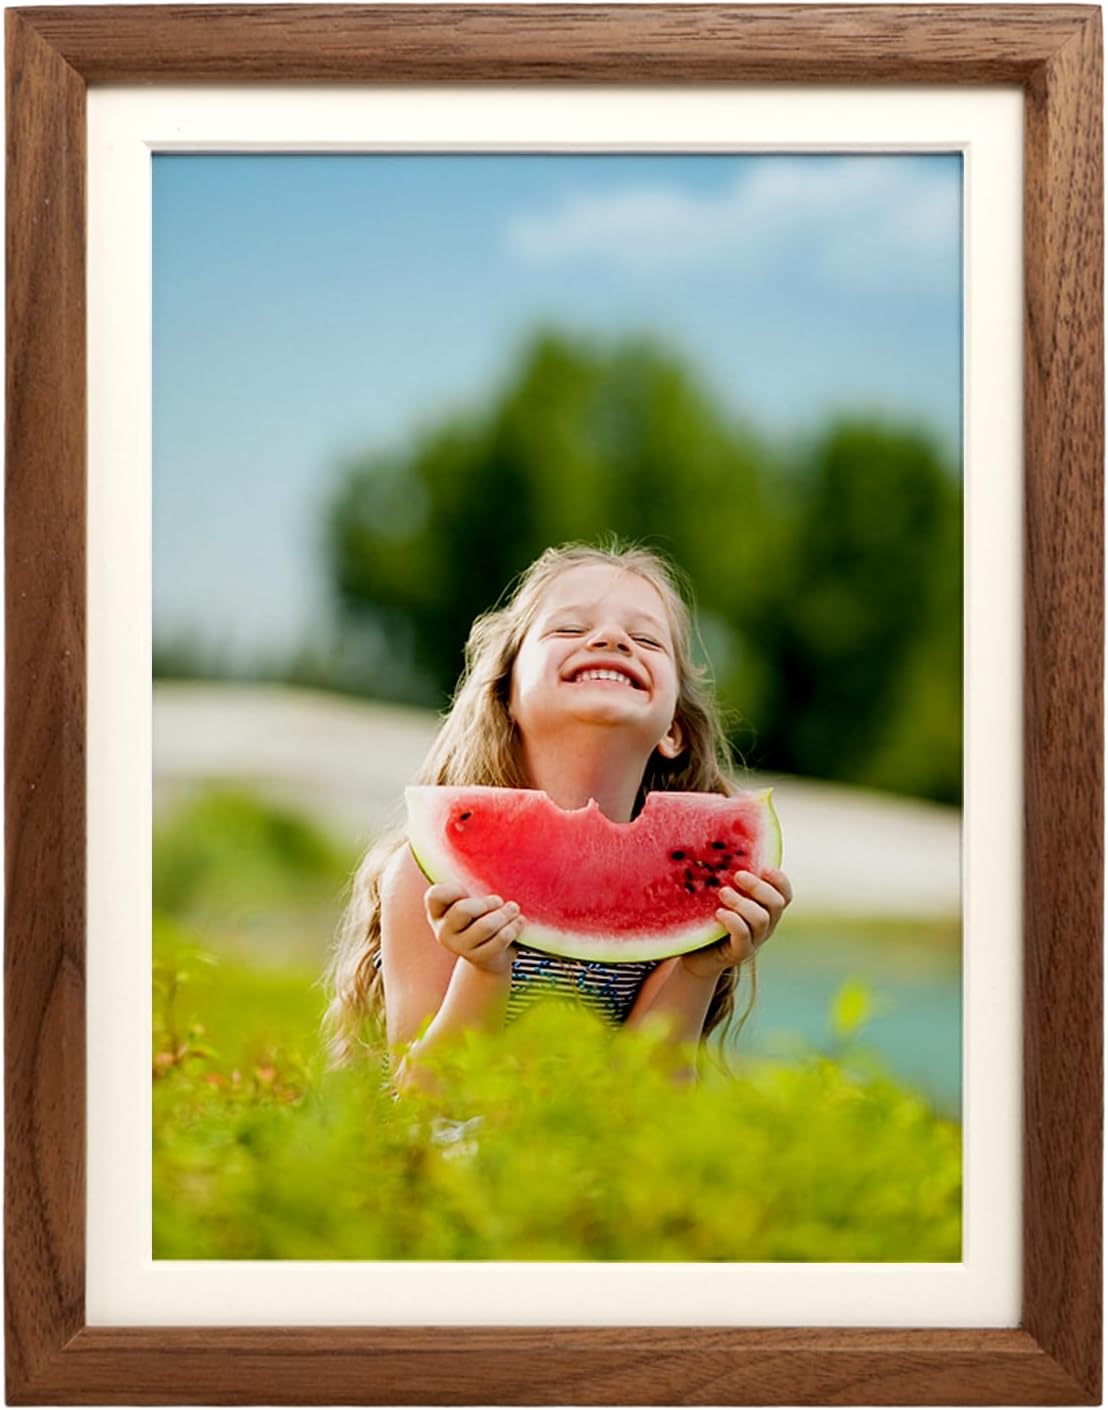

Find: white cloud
[504,156,961,291]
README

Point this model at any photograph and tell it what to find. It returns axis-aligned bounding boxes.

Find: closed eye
[551,625,663,648]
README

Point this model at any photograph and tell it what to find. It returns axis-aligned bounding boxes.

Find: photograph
[151,149,964,1263]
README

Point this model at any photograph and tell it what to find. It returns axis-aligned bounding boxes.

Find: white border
[87,85,1022,1326]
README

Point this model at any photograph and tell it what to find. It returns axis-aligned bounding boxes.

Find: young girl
[323,540,792,1086]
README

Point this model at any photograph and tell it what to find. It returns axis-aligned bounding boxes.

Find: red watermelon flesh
[405,785,782,964]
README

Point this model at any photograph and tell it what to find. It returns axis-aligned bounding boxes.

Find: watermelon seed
[711,839,726,850]
[684,882,696,894]
[704,876,720,888]
[684,868,695,884]
[460,811,472,821]
[671,850,686,860]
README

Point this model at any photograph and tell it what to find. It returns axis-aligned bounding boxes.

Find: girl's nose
[586,624,633,653]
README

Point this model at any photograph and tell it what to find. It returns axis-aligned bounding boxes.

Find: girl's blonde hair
[322,537,758,1067]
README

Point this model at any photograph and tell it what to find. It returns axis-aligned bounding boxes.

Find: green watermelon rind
[405,785,782,965]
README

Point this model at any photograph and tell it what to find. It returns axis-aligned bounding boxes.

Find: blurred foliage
[154,790,350,961]
[153,926,961,1262]
[152,787,961,1259]
[317,332,962,802]
[750,423,963,802]
[829,977,892,1047]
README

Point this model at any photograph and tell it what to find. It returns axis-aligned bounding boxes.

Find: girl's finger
[718,886,771,939]
[758,867,794,906]
[715,908,755,961]
[424,883,468,920]
[462,900,520,945]
[733,870,787,914]
[468,915,525,960]
[449,894,505,927]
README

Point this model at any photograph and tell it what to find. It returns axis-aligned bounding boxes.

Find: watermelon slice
[405,785,782,964]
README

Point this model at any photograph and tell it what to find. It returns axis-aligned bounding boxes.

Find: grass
[152,787,962,1262]
[154,918,960,1262]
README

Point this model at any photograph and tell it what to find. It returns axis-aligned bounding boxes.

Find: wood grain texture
[4,3,1103,1405]
[6,1327,1098,1405]
[4,6,87,1400]
[13,3,1102,82]
[1021,6,1104,1399]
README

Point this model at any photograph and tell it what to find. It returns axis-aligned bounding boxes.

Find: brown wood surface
[9,1327,1099,1404]
[5,5,88,1400]
[4,3,1103,1405]
[1021,4,1104,1397]
[11,2,1101,81]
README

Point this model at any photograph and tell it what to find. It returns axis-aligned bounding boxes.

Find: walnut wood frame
[5,3,1103,1404]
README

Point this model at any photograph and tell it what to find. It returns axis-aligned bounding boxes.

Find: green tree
[326,331,774,707]
[322,331,962,801]
[745,422,962,801]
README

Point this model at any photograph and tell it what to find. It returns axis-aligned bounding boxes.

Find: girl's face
[508,563,684,760]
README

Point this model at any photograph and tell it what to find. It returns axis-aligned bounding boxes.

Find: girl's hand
[424,883,524,975]
[680,866,794,979]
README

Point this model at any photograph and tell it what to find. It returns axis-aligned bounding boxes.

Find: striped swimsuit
[373,944,656,1025]
[505,945,656,1026]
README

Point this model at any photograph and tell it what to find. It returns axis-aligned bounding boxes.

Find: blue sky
[153,153,963,661]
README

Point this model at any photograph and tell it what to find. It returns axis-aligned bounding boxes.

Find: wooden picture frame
[6,4,1103,1403]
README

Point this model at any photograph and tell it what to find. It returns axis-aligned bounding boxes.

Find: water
[734,920,962,1118]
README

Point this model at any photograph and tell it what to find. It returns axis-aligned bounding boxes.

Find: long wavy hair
[321,538,759,1067]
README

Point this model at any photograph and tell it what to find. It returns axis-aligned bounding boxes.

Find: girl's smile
[563,661,647,690]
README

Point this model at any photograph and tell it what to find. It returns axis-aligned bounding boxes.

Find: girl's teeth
[578,670,632,685]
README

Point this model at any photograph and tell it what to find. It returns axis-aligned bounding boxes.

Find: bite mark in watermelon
[405,785,783,964]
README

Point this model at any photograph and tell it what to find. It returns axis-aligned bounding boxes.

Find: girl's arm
[626,866,794,1059]
[625,958,719,1046]
[379,846,519,1090]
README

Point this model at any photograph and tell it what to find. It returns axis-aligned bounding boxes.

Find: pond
[734,917,962,1119]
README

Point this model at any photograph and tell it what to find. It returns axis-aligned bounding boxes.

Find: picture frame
[5,3,1102,1404]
